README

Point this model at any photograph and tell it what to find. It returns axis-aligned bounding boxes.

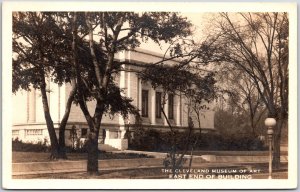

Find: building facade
[12,49,215,150]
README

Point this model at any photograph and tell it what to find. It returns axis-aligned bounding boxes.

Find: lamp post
[264,118,276,179]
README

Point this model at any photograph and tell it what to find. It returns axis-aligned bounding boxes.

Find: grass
[191,150,288,156]
[12,151,153,163]
[13,168,167,179]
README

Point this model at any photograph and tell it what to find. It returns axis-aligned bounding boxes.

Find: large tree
[70,12,193,174]
[216,64,267,136]
[206,12,288,168]
[139,61,216,178]
[13,12,76,159]
[13,12,138,161]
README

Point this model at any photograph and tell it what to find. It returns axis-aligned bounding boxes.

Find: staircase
[98,144,119,152]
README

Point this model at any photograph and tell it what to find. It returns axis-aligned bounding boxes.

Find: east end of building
[12,49,215,150]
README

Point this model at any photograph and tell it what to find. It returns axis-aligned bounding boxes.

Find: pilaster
[150,87,156,125]
[28,88,36,123]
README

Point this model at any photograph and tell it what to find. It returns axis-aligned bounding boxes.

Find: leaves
[139,64,216,105]
[13,12,74,92]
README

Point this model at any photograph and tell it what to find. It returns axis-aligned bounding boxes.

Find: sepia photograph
[2,1,298,190]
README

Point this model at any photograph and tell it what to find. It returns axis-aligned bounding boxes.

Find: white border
[2,1,298,189]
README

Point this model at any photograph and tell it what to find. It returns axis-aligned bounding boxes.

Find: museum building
[12,49,215,150]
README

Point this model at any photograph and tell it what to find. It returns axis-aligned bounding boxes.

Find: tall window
[142,90,148,117]
[168,94,174,119]
[81,128,87,138]
[156,92,162,118]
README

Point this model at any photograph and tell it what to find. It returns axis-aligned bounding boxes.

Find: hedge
[128,129,266,152]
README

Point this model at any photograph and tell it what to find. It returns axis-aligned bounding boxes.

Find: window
[142,90,149,117]
[168,94,174,119]
[156,92,162,118]
[81,128,88,138]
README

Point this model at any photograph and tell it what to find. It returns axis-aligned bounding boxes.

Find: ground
[12,151,152,163]
[13,166,288,179]
[12,151,288,179]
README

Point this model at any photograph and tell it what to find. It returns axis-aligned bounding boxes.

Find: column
[138,78,142,113]
[28,88,36,123]
[127,66,131,98]
[150,87,156,125]
[176,94,181,126]
[109,65,128,150]
[119,66,126,126]
[164,94,168,126]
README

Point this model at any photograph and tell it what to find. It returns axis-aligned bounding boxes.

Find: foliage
[70,11,194,173]
[139,64,215,100]
[13,12,80,159]
[12,12,73,92]
[215,65,267,136]
[205,12,289,167]
[71,11,193,125]
[11,138,155,157]
[12,138,50,152]
[128,129,266,151]
[13,11,207,173]
[214,108,267,137]
[138,54,216,178]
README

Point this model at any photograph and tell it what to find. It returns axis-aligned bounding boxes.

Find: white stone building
[12,49,215,150]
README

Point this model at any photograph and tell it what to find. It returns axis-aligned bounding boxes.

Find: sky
[138,13,212,55]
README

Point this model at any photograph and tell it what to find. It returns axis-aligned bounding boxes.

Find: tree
[12,12,77,159]
[139,64,216,178]
[70,12,193,174]
[206,12,288,168]
[216,65,267,136]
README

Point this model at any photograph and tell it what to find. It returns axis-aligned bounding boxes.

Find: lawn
[12,151,153,163]
[13,168,167,179]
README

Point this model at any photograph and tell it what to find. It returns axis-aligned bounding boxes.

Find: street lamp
[264,118,276,179]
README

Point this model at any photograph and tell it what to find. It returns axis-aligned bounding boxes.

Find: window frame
[141,90,149,117]
[168,94,174,119]
[156,92,162,118]
[81,128,88,138]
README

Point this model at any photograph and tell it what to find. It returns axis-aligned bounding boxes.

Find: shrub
[128,129,266,151]
[12,138,50,152]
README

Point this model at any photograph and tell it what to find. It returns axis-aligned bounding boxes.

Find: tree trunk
[72,12,101,174]
[58,126,67,159]
[87,129,100,175]
[58,81,77,159]
[40,84,59,160]
[86,101,104,175]
[267,106,282,169]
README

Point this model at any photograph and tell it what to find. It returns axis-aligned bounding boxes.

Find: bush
[12,138,50,152]
[64,138,89,153]
[128,129,266,151]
